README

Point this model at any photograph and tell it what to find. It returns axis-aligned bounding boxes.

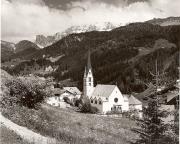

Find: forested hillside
[3,23,180,93]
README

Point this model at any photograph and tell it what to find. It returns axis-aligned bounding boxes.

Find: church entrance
[111,105,122,112]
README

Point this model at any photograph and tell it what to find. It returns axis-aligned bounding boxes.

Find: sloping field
[40,104,138,144]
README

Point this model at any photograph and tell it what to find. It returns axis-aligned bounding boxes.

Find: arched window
[95,100,97,104]
[99,101,102,105]
[91,99,93,103]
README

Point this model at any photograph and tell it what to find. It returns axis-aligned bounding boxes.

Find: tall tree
[134,59,172,144]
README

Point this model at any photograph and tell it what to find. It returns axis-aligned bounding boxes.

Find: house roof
[63,87,81,95]
[128,95,142,105]
[53,88,64,95]
[91,84,116,99]
[166,91,179,105]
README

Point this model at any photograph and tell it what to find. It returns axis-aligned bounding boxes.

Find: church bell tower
[83,49,94,97]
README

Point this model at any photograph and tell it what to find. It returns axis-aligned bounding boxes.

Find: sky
[1,0,180,43]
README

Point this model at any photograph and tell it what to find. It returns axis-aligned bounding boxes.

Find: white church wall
[102,101,111,113]
[108,86,126,112]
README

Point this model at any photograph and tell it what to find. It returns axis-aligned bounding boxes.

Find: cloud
[1,0,180,43]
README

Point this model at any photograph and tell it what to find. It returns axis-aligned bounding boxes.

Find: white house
[63,87,81,99]
[128,95,142,111]
[83,50,130,114]
[128,95,143,118]
[46,86,81,107]
[46,88,64,106]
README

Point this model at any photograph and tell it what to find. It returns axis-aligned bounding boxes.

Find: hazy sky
[1,0,180,43]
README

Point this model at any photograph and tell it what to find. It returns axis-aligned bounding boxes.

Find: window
[91,100,93,103]
[89,77,91,82]
[99,101,102,105]
[114,98,118,103]
[89,83,91,86]
[95,100,97,104]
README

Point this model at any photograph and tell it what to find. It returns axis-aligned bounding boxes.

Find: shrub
[79,96,98,114]
[1,75,50,109]
[73,98,81,107]
[63,97,73,105]
[90,106,99,114]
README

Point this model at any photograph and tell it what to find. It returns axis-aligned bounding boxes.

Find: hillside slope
[146,17,180,26]
[5,23,180,93]
[1,40,15,62]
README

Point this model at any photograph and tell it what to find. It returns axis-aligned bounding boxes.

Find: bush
[1,75,50,109]
[79,96,98,114]
[90,106,99,114]
[73,98,81,107]
[63,97,73,105]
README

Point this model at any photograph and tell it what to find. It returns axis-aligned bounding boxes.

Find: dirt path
[0,113,58,144]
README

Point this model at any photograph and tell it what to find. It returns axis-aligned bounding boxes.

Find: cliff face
[34,22,119,48]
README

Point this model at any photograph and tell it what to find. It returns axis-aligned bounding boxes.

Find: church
[83,50,130,114]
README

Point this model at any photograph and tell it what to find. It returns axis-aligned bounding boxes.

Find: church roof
[91,84,116,99]
[128,95,142,105]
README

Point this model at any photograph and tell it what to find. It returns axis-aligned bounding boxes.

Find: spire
[84,66,87,78]
[87,48,92,71]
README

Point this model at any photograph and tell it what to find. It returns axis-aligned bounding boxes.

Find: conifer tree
[134,59,171,144]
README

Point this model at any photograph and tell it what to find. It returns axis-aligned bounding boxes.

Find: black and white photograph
[0,0,179,144]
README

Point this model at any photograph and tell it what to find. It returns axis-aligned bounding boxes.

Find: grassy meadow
[2,104,138,144]
[0,69,138,144]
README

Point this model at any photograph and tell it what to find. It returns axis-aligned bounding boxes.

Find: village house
[128,95,142,111]
[46,86,81,107]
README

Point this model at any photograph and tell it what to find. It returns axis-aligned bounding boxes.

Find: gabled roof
[166,91,179,105]
[63,87,81,95]
[128,95,142,105]
[91,84,116,99]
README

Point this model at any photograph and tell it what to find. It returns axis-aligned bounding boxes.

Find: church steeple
[87,49,92,71]
[83,49,94,97]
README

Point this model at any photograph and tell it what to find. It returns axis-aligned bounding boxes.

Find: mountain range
[1,17,180,93]
[1,40,40,62]
[35,22,120,48]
